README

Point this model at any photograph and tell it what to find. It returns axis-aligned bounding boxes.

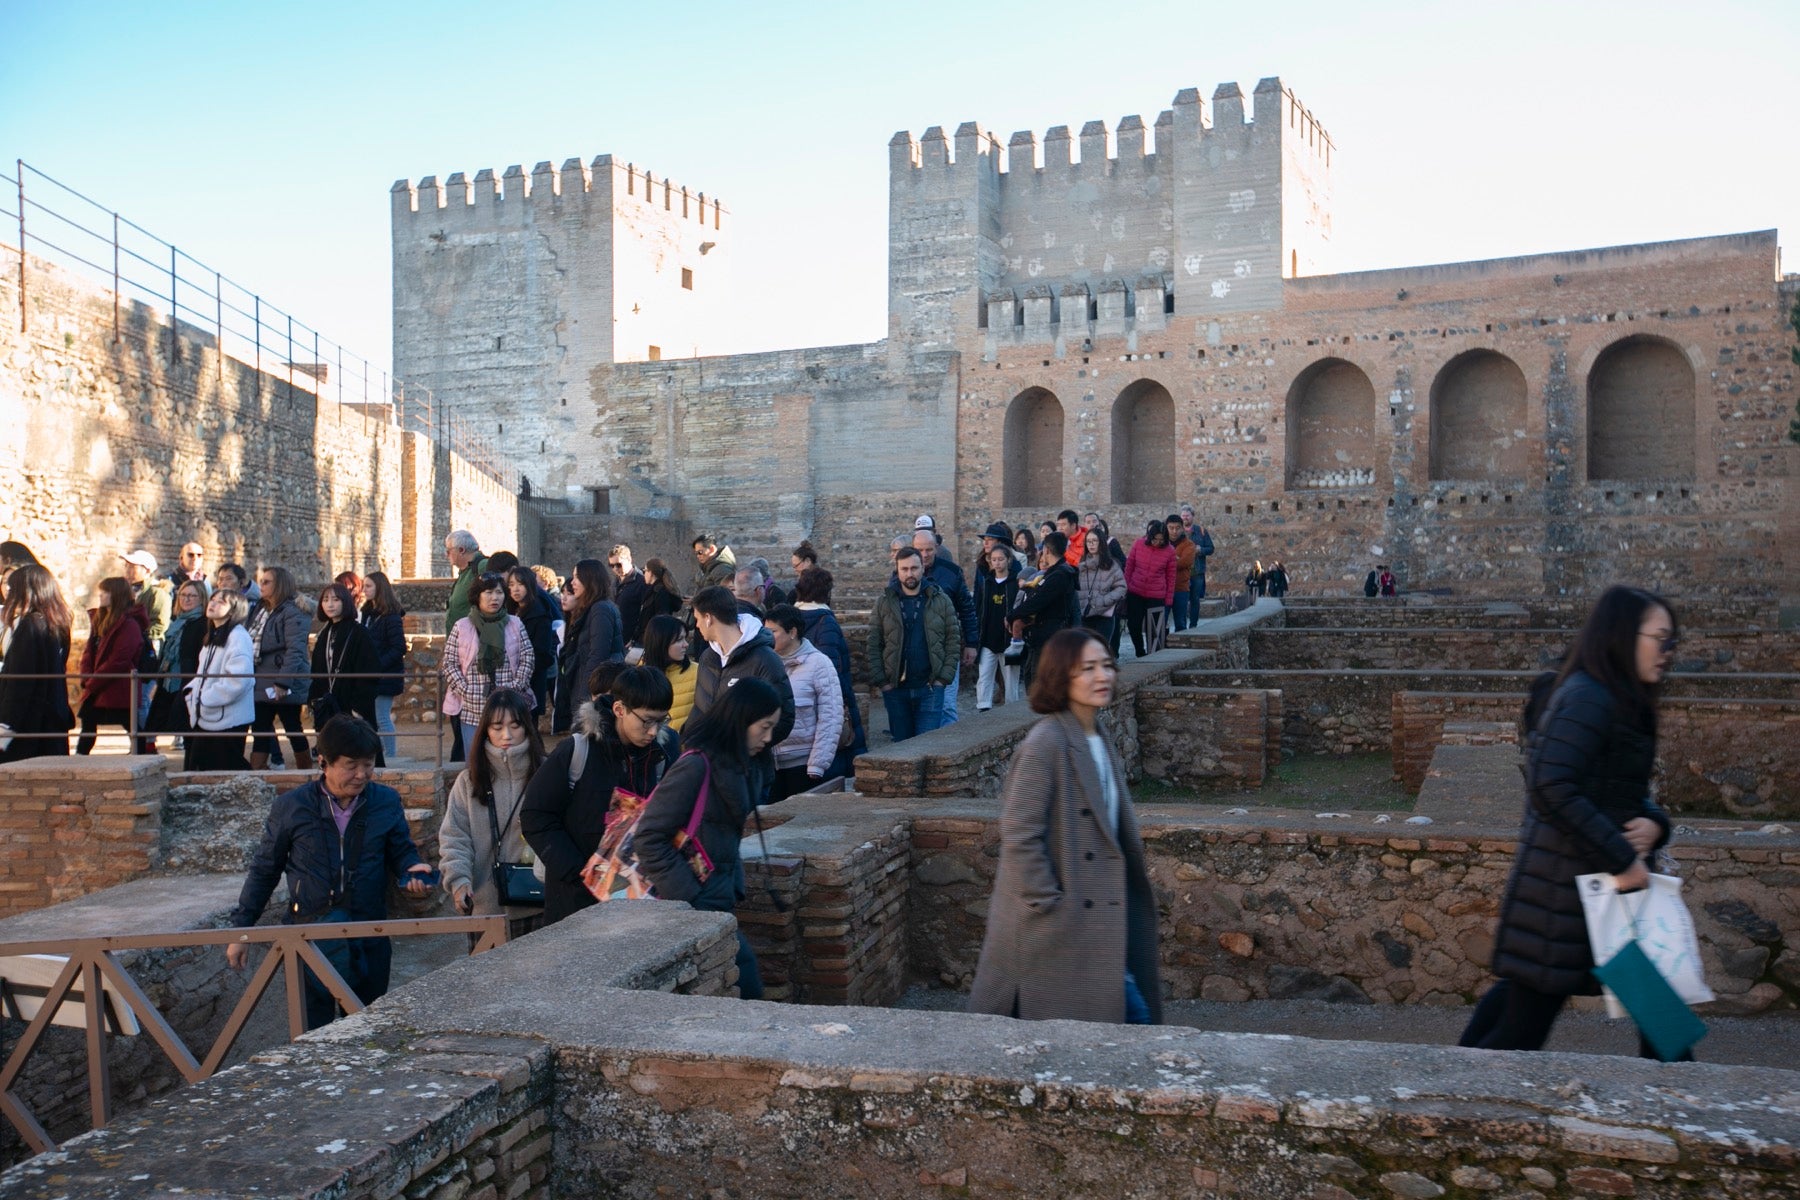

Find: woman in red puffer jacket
[1122,521,1176,659]
[76,576,152,754]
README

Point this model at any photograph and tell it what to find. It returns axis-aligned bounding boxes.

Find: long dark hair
[316,582,357,624]
[643,557,680,598]
[679,676,781,769]
[92,576,136,640]
[1143,520,1168,548]
[642,614,691,674]
[465,688,544,805]
[1551,585,1678,732]
[504,566,545,618]
[3,565,72,640]
[567,558,610,618]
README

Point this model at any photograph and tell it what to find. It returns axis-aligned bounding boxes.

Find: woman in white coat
[184,589,256,770]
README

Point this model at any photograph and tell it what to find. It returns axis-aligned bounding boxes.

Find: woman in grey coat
[970,627,1162,1024]
[248,566,313,770]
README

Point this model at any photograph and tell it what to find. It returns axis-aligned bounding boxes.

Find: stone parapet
[0,757,164,918]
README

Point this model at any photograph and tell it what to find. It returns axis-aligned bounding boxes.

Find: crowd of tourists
[0,527,1686,1065]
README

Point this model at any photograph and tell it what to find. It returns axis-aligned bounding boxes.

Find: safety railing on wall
[0,159,513,491]
[0,915,508,1154]
[0,664,485,776]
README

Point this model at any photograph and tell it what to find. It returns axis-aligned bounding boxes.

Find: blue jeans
[1191,571,1207,604]
[882,684,946,743]
[1171,590,1192,632]
[373,695,396,761]
[1124,972,1152,1025]
[940,661,962,725]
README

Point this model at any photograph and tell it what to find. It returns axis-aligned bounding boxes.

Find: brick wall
[1134,686,1277,787]
[0,758,163,917]
[1394,690,1800,817]
[1252,626,1800,674]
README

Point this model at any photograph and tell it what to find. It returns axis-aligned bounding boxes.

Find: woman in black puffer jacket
[1460,585,1678,1056]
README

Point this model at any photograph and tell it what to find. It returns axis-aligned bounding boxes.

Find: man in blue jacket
[226,715,434,1029]
[912,529,977,725]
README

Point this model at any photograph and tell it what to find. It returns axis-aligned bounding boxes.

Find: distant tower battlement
[392,151,735,500]
[887,78,1334,346]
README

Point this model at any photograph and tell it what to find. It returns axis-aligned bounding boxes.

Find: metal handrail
[0,915,508,1153]
[4,159,514,491]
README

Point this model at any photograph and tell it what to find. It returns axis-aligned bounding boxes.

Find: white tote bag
[1576,872,1714,1018]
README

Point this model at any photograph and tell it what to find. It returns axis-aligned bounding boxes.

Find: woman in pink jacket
[1122,521,1176,658]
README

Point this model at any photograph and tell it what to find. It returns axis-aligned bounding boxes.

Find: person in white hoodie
[764,605,845,801]
[439,688,547,944]
[184,589,256,770]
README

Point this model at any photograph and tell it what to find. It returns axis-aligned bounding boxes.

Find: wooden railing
[0,916,506,1154]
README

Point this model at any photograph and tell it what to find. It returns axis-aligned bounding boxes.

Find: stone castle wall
[0,250,529,603]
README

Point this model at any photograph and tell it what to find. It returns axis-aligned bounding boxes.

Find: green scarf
[471,607,508,677]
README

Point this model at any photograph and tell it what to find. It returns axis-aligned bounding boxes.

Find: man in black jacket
[1010,532,1080,687]
[225,716,433,1029]
[521,666,680,924]
[690,586,796,745]
[609,544,649,644]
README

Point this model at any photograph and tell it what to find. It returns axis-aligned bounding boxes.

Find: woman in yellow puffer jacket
[643,615,696,731]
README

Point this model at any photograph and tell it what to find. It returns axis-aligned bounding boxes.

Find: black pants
[771,764,818,803]
[75,702,151,755]
[252,702,308,758]
[1125,594,1163,658]
[449,717,466,763]
[1460,979,1690,1060]
[184,724,250,771]
[303,929,393,1031]
[1082,615,1116,647]
[735,931,763,1000]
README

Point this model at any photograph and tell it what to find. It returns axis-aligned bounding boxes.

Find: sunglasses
[1639,633,1679,654]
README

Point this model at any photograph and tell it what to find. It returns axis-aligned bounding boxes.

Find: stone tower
[885,77,1333,347]
[391,156,732,500]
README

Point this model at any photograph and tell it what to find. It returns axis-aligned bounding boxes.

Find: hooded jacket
[1125,539,1178,605]
[923,556,978,647]
[1077,556,1127,619]
[775,638,845,777]
[868,580,960,689]
[693,613,796,744]
[796,604,866,756]
[1011,561,1079,646]
[976,570,1021,652]
[634,747,770,914]
[520,699,680,924]
[187,625,257,730]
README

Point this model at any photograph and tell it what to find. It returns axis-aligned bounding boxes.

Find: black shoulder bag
[487,787,545,907]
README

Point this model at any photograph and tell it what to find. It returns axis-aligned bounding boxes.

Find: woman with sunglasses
[1461,585,1679,1056]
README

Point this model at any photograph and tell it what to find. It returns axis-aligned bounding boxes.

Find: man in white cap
[913,513,957,569]
[120,550,172,650]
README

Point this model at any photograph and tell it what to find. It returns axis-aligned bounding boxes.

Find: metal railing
[0,160,513,490]
[3,665,470,774]
[0,915,507,1154]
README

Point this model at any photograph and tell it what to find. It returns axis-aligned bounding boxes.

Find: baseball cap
[120,550,158,572]
[914,514,935,531]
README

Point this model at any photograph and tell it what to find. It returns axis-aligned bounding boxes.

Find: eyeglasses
[628,710,671,731]
[1639,633,1679,654]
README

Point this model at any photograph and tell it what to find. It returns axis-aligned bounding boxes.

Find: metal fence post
[15,159,26,334]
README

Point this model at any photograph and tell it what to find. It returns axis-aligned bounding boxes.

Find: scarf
[471,607,508,676]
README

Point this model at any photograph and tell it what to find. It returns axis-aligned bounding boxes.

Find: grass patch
[1136,752,1415,811]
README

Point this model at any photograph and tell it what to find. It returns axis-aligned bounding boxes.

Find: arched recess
[1587,336,1694,480]
[1003,387,1064,509]
[1110,379,1177,504]
[1286,358,1375,488]
[1429,350,1530,480]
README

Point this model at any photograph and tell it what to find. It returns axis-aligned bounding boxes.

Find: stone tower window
[1429,349,1529,481]
[1110,379,1176,504]
[1003,387,1064,509]
[1586,335,1694,481]
[1286,358,1375,489]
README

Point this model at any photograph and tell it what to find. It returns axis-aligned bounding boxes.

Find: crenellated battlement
[391,155,726,230]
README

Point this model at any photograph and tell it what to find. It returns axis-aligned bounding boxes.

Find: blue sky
[2,0,1795,373]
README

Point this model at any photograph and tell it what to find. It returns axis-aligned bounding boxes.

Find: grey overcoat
[969,710,1163,1023]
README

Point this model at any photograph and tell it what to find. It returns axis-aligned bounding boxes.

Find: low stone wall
[0,876,278,1165]
[1178,667,1800,757]
[898,798,1800,1013]
[1393,691,1800,817]
[1280,595,1783,628]
[0,758,163,919]
[1252,626,1800,674]
[15,883,1800,1199]
[1135,686,1279,788]
[852,649,1191,798]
